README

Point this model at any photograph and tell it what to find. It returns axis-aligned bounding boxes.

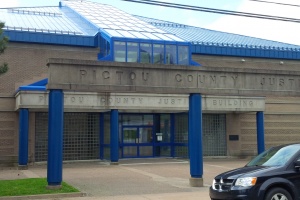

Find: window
[166,44,177,64]
[127,42,138,62]
[111,41,190,66]
[114,41,126,62]
[178,45,189,65]
[153,44,164,64]
[140,43,152,63]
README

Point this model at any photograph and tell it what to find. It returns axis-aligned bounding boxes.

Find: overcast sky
[1,0,300,45]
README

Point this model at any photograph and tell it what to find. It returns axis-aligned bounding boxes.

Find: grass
[0,178,79,197]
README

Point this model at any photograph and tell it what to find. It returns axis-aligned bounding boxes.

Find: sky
[1,0,300,45]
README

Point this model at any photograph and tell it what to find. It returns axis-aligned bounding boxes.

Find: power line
[121,0,300,23]
[248,0,300,7]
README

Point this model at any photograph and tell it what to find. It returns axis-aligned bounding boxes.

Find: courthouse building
[1,0,300,167]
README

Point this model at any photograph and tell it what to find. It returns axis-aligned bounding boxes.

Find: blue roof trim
[28,78,48,86]
[192,44,300,60]
[4,30,98,47]
[19,86,47,91]
[111,36,190,45]
[18,78,48,92]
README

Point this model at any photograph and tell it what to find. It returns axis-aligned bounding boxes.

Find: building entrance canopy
[47,58,300,96]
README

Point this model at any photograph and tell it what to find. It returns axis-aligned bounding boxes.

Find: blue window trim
[4,30,98,47]
[138,43,141,63]
[105,37,195,65]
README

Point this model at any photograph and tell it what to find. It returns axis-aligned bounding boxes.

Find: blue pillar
[188,94,203,186]
[18,108,29,168]
[47,89,64,188]
[110,109,119,163]
[256,111,265,154]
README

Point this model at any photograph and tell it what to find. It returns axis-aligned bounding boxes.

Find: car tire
[265,187,292,200]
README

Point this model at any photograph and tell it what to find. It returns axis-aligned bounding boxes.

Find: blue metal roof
[1,0,300,59]
[137,16,300,59]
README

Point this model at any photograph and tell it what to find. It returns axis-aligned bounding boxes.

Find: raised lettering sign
[47,59,300,96]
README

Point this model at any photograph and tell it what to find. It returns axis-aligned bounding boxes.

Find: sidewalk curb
[0,192,86,199]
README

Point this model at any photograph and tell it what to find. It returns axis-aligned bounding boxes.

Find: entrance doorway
[122,126,153,158]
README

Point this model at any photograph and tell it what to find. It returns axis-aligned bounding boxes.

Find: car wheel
[265,187,292,200]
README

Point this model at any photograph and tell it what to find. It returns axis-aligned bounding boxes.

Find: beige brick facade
[193,54,300,157]
[0,43,99,95]
[1,43,300,165]
[0,42,99,165]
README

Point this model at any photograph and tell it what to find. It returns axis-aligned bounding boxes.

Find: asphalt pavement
[0,157,250,200]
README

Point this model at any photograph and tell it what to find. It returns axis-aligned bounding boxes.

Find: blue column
[189,94,203,178]
[110,109,119,163]
[18,108,29,168]
[256,111,265,154]
[47,89,64,188]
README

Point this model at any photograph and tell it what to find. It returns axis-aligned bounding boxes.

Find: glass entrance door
[122,126,153,158]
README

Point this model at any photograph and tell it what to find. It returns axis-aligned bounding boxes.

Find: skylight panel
[143,27,154,32]
[117,30,135,38]
[85,15,95,20]
[127,19,138,24]
[114,22,123,26]
[153,33,174,41]
[135,23,145,28]
[119,26,133,31]
[96,24,110,29]
[61,0,184,40]
[117,19,127,23]
[145,24,156,29]
[90,19,100,24]
[128,31,149,39]
[108,24,121,29]
[142,32,160,40]
[108,18,118,22]
[104,29,123,37]
[152,28,166,34]
[130,26,145,31]
[165,34,184,42]
[102,20,113,25]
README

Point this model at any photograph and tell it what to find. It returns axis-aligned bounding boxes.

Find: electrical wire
[248,0,300,7]
[121,0,300,23]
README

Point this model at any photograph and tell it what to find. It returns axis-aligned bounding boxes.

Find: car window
[247,145,300,167]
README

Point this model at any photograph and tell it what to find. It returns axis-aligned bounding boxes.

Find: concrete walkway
[0,158,250,200]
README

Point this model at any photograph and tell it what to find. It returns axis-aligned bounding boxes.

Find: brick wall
[193,54,300,157]
[0,42,99,95]
[192,54,300,71]
[0,42,99,165]
[0,112,17,166]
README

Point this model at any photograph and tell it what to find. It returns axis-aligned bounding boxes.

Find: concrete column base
[18,165,28,170]
[110,162,119,165]
[46,185,62,190]
[189,177,204,187]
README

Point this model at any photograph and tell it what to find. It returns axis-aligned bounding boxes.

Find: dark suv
[209,143,300,200]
